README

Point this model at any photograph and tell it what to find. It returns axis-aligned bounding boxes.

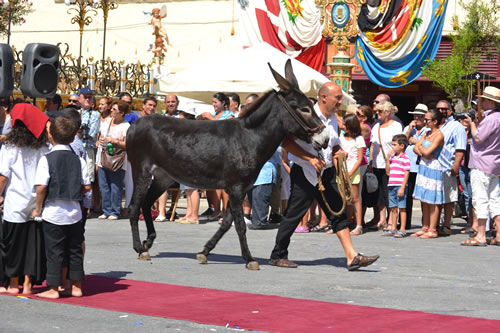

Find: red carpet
[5,275,500,332]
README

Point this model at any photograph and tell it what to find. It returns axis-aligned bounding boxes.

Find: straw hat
[479,86,500,104]
[408,103,428,115]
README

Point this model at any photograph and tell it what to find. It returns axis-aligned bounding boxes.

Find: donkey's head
[269,60,329,151]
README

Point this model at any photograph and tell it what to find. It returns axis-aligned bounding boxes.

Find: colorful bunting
[355,0,449,87]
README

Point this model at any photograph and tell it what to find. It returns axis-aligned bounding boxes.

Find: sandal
[394,230,408,238]
[438,225,451,236]
[178,218,200,225]
[419,231,438,239]
[382,229,397,236]
[488,238,500,246]
[310,225,330,232]
[460,226,477,234]
[155,215,167,222]
[411,227,429,237]
[377,221,388,230]
[295,226,309,233]
[350,226,363,236]
[461,237,487,246]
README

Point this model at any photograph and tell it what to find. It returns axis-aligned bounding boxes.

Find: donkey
[126,60,329,270]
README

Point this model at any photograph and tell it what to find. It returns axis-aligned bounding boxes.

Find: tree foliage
[0,0,33,37]
[423,0,500,100]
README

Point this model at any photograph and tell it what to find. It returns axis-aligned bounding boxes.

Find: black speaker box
[20,43,59,98]
[0,44,14,98]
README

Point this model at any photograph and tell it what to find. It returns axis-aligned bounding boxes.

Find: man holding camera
[78,87,101,183]
[461,86,500,246]
[436,100,466,236]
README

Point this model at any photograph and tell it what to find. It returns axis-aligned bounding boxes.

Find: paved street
[1,198,499,332]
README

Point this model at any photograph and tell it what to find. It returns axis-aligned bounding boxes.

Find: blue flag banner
[355,0,449,88]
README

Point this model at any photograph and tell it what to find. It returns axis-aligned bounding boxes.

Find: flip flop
[461,237,487,246]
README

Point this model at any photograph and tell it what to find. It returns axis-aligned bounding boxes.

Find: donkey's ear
[268,62,292,93]
[284,59,299,89]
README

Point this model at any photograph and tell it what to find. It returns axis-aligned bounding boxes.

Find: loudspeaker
[20,43,59,98]
[0,44,14,98]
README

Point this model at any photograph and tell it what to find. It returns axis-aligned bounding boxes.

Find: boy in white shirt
[33,117,91,299]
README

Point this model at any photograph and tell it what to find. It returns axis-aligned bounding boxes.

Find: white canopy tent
[158,43,355,107]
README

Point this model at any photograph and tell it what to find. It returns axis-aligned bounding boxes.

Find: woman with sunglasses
[412,109,444,238]
[368,102,403,230]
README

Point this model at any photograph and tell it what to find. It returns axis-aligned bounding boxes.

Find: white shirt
[289,103,339,186]
[0,144,50,223]
[96,118,130,170]
[370,121,403,168]
[34,145,90,225]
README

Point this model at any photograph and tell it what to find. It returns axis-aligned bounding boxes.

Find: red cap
[11,103,49,139]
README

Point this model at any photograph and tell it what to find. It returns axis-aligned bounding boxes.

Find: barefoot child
[385,134,411,237]
[0,104,50,294]
[33,117,91,299]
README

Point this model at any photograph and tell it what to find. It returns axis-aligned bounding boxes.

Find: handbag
[364,171,378,193]
[101,147,126,172]
[100,121,126,172]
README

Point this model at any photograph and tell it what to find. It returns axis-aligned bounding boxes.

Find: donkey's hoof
[196,253,208,264]
[139,252,151,261]
[246,261,260,270]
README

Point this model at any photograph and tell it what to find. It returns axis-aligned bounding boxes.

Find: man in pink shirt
[461,86,500,246]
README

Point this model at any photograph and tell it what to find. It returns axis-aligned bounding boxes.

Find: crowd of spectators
[0,84,498,295]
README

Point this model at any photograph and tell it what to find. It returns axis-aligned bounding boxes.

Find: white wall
[3,0,243,72]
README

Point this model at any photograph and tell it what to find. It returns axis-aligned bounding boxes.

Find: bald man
[165,94,179,117]
[269,82,379,271]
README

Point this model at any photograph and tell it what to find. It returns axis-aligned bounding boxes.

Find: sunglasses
[373,100,381,104]
[423,118,433,123]
[69,99,78,103]
[437,107,449,111]
[355,111,364,117]
[376,109,385,114]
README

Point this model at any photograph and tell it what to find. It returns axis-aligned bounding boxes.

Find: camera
[80,124,90,141]
[455,109,475,121]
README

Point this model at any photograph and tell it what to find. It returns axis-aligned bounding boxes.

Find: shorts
[388,186,407,209]
[443,171,458,203]
[350,169,361,185]
[85,147,96,182]
[470,169,500,220]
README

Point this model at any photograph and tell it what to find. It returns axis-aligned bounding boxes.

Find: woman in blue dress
[412,109,444,239]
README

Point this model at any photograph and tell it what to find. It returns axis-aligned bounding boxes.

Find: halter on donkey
[126,60,329,270]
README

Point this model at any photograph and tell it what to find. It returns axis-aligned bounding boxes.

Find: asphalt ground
[0,199,499,332]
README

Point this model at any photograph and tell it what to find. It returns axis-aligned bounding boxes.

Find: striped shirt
[388,152,410,187]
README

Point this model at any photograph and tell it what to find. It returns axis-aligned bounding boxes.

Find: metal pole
[102,16,107,63]
[7,0,13,45]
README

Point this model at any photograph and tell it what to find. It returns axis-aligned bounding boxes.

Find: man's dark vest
[46,149,82,201]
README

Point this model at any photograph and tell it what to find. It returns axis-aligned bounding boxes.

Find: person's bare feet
[22,285,33,295]
[37,289,60,299]
[60,283,83,297]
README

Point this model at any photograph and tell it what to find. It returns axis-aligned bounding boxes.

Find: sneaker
[244,216,252,225]
[248,223,278,230]
[269,213,282,224]
[200,208,214,217]
[438,225,451,236]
